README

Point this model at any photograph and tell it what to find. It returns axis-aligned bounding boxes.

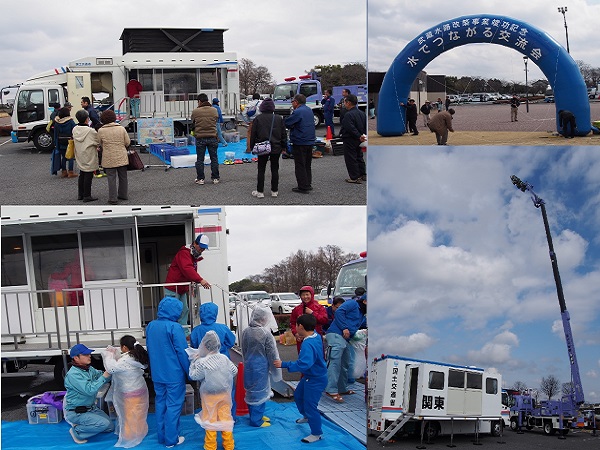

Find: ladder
[377,414,414,444]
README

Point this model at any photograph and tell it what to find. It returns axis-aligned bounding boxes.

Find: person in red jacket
[290,286,328,353]
[164,234,211,336]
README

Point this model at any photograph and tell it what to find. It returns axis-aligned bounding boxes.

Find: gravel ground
[368,101,600,146]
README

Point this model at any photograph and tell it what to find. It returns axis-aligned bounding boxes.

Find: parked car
[544,96,555,103]
[270,292,301,314]
[315,288,331,306]
[459,94,472,102]
[237,290,272,309]
[447,94,461,104]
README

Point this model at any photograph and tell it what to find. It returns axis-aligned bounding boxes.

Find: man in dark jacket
[558,110,577,138]
[81,97,101,130]
[420,100,432,127]
[337,88,351,128]
[510,95,521,122]
[321,89,336,136]
[146,297,190,448]
[400,98,418,135]
[340,94,367,183]
[285,94,316,193]
[164,234,211,335]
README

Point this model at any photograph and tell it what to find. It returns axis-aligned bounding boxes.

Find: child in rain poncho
[188,330,237,450]
[241,306,282,427]
[102,335,149,448]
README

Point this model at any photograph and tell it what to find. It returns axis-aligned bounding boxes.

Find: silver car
[270,292,301,314]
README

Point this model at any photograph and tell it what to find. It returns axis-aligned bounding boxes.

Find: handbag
[127,149,144,170]
[251,114,275,156]
[65,139,75,159]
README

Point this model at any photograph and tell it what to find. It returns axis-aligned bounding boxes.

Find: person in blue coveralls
[324,294,367,403]
[321,89,335,136]
[190,302,238,418]
[275,314,328,444]
[64,343,113,444]
[146,297,191,448]
[241,306,282,428]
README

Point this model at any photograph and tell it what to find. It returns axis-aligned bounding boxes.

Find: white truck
[1,205,230,381]
[11,51,240,151]
[369,355,504,443]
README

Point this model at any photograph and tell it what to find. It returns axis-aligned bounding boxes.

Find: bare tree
[540,375,561,400]
[312,63,367,91]
[562,382,574,396]
[512,380,528,392]
[238,58,275,97]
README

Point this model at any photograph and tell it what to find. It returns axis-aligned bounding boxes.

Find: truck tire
[224,119,236,131]
[423,422,440,440]
[32,129,54,152]
[543,421,556,435]
[313,112,322,127]
[491,420,503,437]
[510,418,518,431]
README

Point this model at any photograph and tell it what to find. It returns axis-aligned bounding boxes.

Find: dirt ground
[368,101,600,146]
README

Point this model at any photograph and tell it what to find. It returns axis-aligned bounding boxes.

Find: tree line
[511,375,575,401]
[229,245,359,294]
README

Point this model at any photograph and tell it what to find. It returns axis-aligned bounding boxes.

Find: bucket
[225,151,235,160]
[11,131,18,143]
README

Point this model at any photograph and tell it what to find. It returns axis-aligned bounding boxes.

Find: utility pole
[523,56,529,113]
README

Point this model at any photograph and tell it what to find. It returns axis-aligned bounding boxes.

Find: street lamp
[558,7,570,54]
[523,56,529,113]
[417,79,423,108]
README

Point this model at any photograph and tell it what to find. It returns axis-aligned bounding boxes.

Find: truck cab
[273,75,324,126]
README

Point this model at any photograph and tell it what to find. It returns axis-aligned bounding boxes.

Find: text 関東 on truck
[368,355,504,444]
[1,205,230,382]
[11,28,240,151]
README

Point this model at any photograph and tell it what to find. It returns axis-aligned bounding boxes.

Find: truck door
[408,366,419,413]
[67,72,92,106]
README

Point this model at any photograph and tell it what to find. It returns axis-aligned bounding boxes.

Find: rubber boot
[204,431,217,450]
[222,431,234,450]
[67,170,78,178]
[61,170,68,178]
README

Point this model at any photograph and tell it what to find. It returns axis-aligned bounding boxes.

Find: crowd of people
[64,280,366,447]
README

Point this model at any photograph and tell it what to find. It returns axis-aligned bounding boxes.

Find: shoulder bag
[251,114,275,156]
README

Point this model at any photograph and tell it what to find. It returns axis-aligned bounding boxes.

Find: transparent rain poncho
[102,346,149,448]
[241,306,282,406]
[188,330,238,431]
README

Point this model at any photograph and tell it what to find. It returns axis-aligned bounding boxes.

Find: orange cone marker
[326,126,333,140]
[235,362,249,416]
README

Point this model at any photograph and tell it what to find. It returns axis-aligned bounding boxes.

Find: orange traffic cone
[235,362,249,416]
[326,126,333,140]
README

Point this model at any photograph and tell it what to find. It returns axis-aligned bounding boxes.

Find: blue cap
[212,98,219,104]
[195,234,209,249]
[70,343,93,358]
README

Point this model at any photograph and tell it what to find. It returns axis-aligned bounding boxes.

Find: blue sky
[367,146,600,403]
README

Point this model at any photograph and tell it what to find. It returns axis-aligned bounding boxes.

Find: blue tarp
[1,401,365,450]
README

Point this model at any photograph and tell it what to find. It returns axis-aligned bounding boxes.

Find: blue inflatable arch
[377,14,591,137]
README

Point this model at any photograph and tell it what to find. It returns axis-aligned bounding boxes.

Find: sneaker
[301,434,322,443]
[212,178,220,184]
[252,191,265,198]
[345,178,362,184]
[166,436,185,448]
[271,191,278,198]
[69,428,87,445]
[195,179,205,185]
[360,175,367,182]
[296,417,309,424]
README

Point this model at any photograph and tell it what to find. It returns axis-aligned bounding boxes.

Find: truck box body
[369,355,503,439]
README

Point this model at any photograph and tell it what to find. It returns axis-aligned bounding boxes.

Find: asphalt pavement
[0,124,366,206]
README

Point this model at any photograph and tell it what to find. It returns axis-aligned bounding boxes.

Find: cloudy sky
[226,206,366,282]
[369,0,600,83]
[0,0,366,91]
[368,146,600,402]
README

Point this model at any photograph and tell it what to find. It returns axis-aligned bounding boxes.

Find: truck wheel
[313,112,322,127]
[510,418,518,431]
[224,119,236,131]
[32,129,54,152]
[543,422,556,435]
[423,422,440,440]
[491,420,503,437]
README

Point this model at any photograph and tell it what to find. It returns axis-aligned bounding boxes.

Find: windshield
[273,83,297,100]
[279,293,299,301]
[333,259,367,297]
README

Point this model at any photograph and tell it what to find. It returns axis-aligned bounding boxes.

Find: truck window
[17,89,45,124]
[48,89,60,105]
[299,82,318,98]
[333,259,367,297]
[428,371,444,390]
[164,69,197,100]
[81,230,134,281]
[273,83,298,100]
[448,369,464,388]
[200,68,221,90]
[486,377,498,394]
[1,236,27,286]
[467,372,482,390]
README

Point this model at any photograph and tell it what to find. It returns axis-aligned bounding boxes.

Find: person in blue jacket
[284,94,316,194]
[212,98,228,147]
[146,297,190,448]
[275,314,328,443]
[321,89,335,136]
[64,343,113,444]
[324,295,367,402]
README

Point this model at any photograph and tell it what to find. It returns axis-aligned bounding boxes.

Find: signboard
[136,118,175,145]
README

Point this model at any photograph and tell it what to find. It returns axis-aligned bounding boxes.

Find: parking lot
[0,123,365,206]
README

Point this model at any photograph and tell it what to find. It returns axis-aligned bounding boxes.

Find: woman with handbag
[97,110,131,204]
[249,98,287,198]
[53,107,77,178]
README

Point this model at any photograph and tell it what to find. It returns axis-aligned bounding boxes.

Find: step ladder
[377,414,413,444]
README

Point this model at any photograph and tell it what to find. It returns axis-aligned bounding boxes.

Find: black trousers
[256,152,281,193]
[292,145,313,190]
[343,138,366,180]
[78,171,94,199]
[406,117,418,134]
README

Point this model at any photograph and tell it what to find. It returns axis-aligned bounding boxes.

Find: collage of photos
[0,1,599,450]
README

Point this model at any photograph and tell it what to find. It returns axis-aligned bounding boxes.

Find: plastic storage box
[27,392,64,424]
[170,154,197,168]
[181,384,195,416]
[174,137,188,148]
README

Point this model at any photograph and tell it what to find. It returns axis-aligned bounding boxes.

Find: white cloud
[587,370,598,378]
[467,331,519,366]
[370,332,436,358]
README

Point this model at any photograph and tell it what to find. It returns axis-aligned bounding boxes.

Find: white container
[170,154,197,168]
[225,151,235,160]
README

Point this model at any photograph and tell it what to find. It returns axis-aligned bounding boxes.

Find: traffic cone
[326,126,333,140]
[235,362,249,416]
